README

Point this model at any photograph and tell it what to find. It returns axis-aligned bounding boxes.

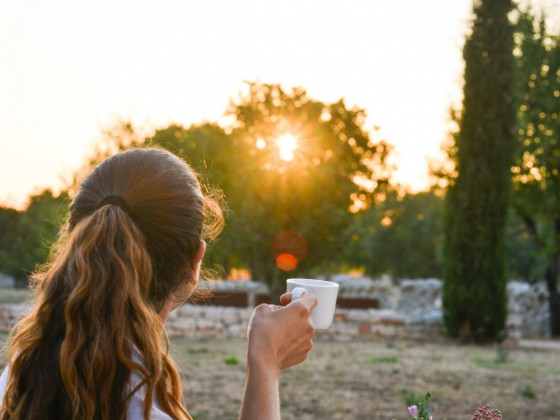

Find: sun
[277,134,297,162]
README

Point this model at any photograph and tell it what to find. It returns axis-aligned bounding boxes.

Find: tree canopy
[511,8,560,335]
[345,189,444,280]
[223,83,391,295]
[0,190,68,286]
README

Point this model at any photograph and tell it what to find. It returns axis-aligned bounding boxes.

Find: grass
[1,321,559,419]
[187,347,210,355]
[223,356,240,365]
[167,337,560,419]
[401,389,426,408]
[370,356,398,364]
[520,384,537,399]
[426,353,443,362]
[494,345,509,364]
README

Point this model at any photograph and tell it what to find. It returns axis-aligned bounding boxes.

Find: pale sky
[0,0,554,209]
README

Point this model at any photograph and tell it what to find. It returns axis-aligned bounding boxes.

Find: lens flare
[275,253,299,271]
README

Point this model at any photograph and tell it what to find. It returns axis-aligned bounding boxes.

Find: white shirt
[0,349,174,420]
[0,365,8,403]
[127,345,174,419]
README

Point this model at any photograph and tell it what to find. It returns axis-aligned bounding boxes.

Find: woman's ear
[193,240,206,281]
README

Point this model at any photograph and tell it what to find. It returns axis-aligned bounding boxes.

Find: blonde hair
[1,148,223,420]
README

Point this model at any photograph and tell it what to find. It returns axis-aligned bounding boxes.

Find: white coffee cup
[287,278,339,330]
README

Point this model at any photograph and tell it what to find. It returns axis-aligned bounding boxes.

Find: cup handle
[291,287,306,301]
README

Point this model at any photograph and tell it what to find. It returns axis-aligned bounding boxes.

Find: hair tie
[96,195,131,214]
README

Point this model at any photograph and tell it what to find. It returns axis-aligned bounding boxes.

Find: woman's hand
[247,291,318,373]
[239,291,318,420]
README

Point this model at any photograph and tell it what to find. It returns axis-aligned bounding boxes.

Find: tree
[346,189,444,280]
[225,82,391,298]
[442,0,517,341]
[0,207,23,281]
[505,207,541,282]
[511,9,560,336]
[0,190,69,287]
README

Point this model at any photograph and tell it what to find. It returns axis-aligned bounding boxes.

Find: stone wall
[0,303,444,342]
[0,278,554,341]
[198,277,554,339]
[165,304,446,341]
[506,281,551,338]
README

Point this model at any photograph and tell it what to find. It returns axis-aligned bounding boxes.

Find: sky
[0,0,556,209]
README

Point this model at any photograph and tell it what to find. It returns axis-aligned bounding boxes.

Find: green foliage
[0,190,69,286]
[401,389,421,408]
[186,347,210,355]
[511,7,560,335]
[222,356,240,365]
[147,123,234,193]
[346,189,444,279]
[414,391,432,420]
[0,207,22,280]
[442,0,517,342]
[220,82,391,296]
[370,356,398,364]
[402,390,432,419]
[520,384,536,399]
[494,345,509,364]
[505,208,542,282]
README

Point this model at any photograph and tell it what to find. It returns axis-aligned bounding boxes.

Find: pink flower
[408,405,418,417]
[471,405,502,419]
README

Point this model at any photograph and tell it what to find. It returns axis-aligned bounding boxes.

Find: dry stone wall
[0,278,555,340]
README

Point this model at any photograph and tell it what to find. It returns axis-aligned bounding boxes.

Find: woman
[0,148,316,420]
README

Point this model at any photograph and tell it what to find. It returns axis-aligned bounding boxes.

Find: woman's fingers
[279,293,291,305]
[295,291,318,310]
[279,290,318,310]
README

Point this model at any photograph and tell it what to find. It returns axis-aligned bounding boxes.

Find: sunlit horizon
[1,0,557,210]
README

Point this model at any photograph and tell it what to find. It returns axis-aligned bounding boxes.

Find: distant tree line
[0,190,69,287]
[0,177,540,290]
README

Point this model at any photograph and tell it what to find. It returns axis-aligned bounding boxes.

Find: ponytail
[2,204,190,420]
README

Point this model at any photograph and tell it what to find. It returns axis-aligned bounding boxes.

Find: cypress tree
[442,0,517,342]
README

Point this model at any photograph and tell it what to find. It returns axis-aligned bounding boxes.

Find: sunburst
[277,134,297,162]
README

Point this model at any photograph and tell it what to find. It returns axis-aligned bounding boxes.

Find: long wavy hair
[1,148,223,420]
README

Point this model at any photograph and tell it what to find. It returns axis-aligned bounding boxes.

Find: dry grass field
[1,332,559,419]
[169,336,559,420]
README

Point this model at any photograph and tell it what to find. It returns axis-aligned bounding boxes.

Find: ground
[1,335,559,419]
[168,336,559,420]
